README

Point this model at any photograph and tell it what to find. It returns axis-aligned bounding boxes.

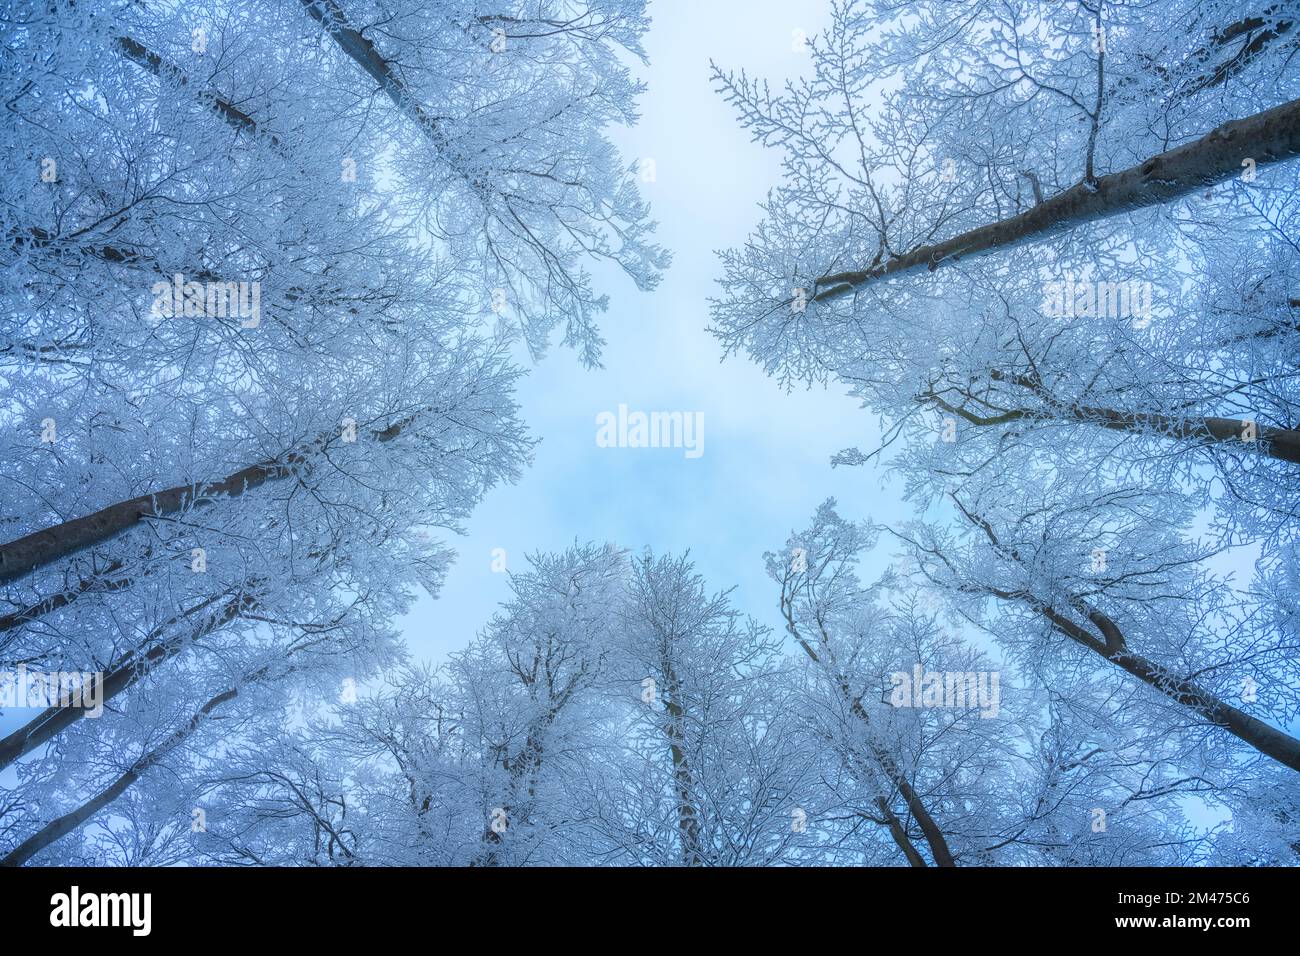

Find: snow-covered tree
[580,549,816,866]
[710,0,1300,850]
[0,0,663,864]
[771,499,1218,865]
[709,0,1299,541]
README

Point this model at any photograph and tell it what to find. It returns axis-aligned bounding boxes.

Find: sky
[398,0,902,663]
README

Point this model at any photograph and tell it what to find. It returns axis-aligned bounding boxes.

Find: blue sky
[400,0,904,662]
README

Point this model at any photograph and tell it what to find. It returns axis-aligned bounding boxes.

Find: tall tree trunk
[0,416,414,586]
[927,384,1300,465]
[0,644,316,866]
[661,665,704,866]
[875,796,927,866]
[0,684,243,866]
[846,690,957,867]
[814,97,1300,303]
[1036,604,1300,773]
[298,0,444,143]
[781,593,957,865]
[475,719,550,866]
[955,500,1300,773]
[0,589,254,772]
[113,35,276,145]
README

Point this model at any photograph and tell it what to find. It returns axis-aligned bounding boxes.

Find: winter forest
[0,0,1297,869]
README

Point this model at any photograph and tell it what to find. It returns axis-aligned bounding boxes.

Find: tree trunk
[0,416,413,586]
[114,35,279,147]
[662,665,704,866]
[298,0,443,142]
[781,593,957,865]
[956,503,1300,774]
[0,684,240,866]
[0,589,253,772]
[1037,605,1300,773]
[814,97,1300,302]
[929,384,1300,465]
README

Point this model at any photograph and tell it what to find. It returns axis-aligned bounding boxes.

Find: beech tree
[709,0,1299,522]
[0,0,662,864]
[4,0,1294,869]
[710,0,1300,835]
[585,550,816,866]
[768,500,1204,866]
[15,528,1232,866]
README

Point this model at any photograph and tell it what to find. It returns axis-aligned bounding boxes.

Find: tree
[886,479,1300,773]
[0,0,663,864]
[771,499,1221,865]
[710,0,1300,820]
[585,550,815,866]
[709,0,1299,513]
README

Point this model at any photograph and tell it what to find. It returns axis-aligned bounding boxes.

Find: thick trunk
[814,97,1300,302]
[0,589,252,772]
[475,722,549,866]
[1079,407,1300,465]
[114,35,279,147]
[957,504,1300,774]
[1,684,239,866]
[0,461,289,586]
[0,645,311,865]
[847,695,957,867]
[781,593,956,865]
[299,0,443,142]
[930,386,1300,465]
[1113,648,1300,773]
[876,796,927,867]
[0,416,412,586]
[662,667,704,866]
[1038,605,1300,773]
